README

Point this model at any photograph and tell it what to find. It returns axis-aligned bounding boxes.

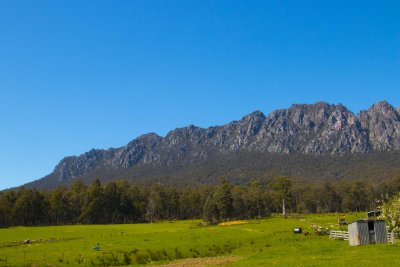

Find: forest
[1,176,400,227]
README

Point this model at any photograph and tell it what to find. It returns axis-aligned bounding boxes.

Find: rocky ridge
[29,101,400,187]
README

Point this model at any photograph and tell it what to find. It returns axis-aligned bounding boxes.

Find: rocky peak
[136,133,162,142]
[241,110,266,120]
[366,101,397,118]
[166,125,202,137]
[237,111,266,132]
[290,101,331,111]
[370,100,393,109]
[46,101,400,185]
[358,101,400,151]
[53,149,106,181]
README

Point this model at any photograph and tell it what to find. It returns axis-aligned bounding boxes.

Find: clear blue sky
[0,0,399,189]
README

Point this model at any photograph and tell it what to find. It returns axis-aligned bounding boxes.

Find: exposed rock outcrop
[30,101,400,187]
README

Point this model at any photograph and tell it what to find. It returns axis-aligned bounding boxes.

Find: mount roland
[25,101,400,189]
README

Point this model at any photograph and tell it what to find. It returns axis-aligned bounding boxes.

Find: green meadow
[0,213,399,267]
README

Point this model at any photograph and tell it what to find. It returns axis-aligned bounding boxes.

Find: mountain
[23,101,400,189]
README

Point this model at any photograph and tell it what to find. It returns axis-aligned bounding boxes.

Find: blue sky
[0,0,399,189]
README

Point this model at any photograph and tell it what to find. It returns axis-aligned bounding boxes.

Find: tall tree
[213,178,233,221]
[70,179,87,223]
[270,177,292,216]
[103,182,122,223]
[80,179,105,223]
[341,181,368,212]
[232,187,247,219]
[49,186,73,224]
[203,194,219,225]
[12,189,49,225]
[0,191,16,226]
[145,185,163,223]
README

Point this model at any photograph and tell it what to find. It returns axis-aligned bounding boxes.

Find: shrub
[123,252,131,265]
[174,247,183,259]
[135,253,150,264]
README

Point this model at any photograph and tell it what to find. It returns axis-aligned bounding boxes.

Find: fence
[329,230,349,240]
[387,232,396,244]
[330,230,396,244]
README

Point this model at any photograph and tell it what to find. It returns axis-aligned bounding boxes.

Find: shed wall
[348,222,359,246]
[374,221,388,244]
[358,222,370,245]
[348,222,358,246]
[348,221,370,246]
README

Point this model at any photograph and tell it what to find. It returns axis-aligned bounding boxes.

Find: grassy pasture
[0,213,399,266]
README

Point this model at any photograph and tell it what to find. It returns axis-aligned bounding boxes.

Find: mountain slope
[24,101,400,189]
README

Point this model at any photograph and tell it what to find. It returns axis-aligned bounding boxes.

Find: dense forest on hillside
[26,151,400,189]
[2,176,400,227]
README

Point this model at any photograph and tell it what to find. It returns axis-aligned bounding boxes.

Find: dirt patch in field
[153,256,237,267]
[218,220,248,226]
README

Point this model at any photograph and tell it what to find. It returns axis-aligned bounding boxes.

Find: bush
[135,253,150,264]
[174,247,183,259]
[123,252,131,265]
[75,254,84,264]
[148,249,164,261]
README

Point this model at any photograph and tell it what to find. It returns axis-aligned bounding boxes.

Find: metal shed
[348,220,388,246]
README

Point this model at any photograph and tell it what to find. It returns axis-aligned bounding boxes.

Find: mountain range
[24,101,400,189]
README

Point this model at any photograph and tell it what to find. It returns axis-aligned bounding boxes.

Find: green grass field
[0,213,399,267]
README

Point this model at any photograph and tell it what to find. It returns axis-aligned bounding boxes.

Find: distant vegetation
[2,174,400,227]
[26,151,400,190]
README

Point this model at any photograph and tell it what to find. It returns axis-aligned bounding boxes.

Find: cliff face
[28,101,400,188]
[358,101,400,151]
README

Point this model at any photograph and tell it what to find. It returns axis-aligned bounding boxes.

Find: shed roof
[348,219,385,225]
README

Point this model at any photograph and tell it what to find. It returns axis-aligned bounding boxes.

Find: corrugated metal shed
[374,221,388,244]
[348,220,387,246]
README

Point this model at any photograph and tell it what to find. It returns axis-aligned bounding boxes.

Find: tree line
[1,176,400,226]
